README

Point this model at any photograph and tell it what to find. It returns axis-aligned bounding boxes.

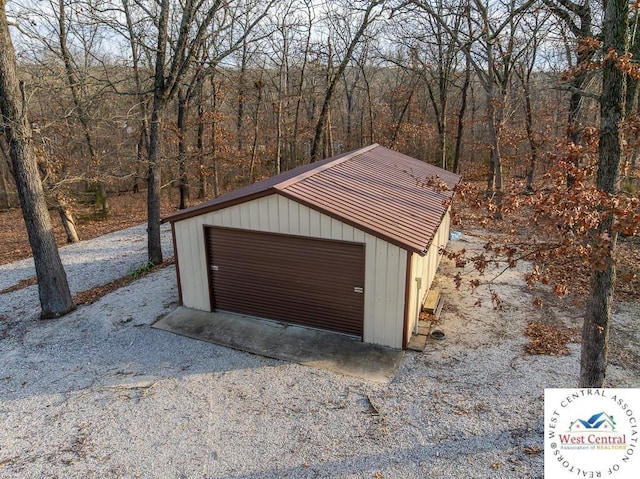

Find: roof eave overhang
[161,188,277,224]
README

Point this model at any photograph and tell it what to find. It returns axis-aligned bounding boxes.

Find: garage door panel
[205,227,364,337]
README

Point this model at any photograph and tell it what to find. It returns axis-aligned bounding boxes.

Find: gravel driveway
[0,226,637,478]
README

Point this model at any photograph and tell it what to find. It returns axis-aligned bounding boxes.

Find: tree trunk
[0,142,13,209]
[566,20,595,148]
[579,0,627,388]
[36,151,81,242]
[237,39,248,154]
[486,86,499,191]
[390,84,416,147]
[147,93,164,265]
[425,66,448,170]
[248,81,264,184]
[275,87,283,175]
[566,67,592,189]
[325,105,334,158]
[486,79,504,220]
[438,111,447,170]
[0,161,10,209]
[177,89,190,209]
[123,0,149,196]
[58,0,100,208]
[146,0,169,265]
[363,70,374,145]
[133,128,145,194]
[453,55,470,175]
[345,88,353,151]
[310,1,380,161]
[275,23,288,174]
[196,83,206,199]
[484,34,501,192]
[56,195,79,243]
[343,65,361,151]
[0,1,74,317]
[97,183,108,216]
[291,14,312,168]
[210,75,220,197]
[523,76,537,190]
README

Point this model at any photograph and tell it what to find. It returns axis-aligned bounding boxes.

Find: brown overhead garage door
[205,227,365,338]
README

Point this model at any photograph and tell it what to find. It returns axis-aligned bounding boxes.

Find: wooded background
[1,0,632,215]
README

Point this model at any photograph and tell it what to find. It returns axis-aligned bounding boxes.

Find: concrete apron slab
[153,306,405,383]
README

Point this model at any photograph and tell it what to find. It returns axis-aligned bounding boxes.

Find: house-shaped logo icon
[568,412,616,433]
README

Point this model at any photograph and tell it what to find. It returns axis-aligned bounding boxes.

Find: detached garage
[163,144,461,349]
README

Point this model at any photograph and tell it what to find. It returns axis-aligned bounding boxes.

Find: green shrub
[129,259,156,280]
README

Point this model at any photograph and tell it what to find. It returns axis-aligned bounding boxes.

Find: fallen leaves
[524,321,579,356]
[73,258,174,306]
[0,457,17,468]
[0,192,178,266]
[364,394,381,416]
[0,275,37,295]
[523,445,542,456]
[0,255,174,306]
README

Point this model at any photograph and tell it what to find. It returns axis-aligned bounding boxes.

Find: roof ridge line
[274,143,380,191]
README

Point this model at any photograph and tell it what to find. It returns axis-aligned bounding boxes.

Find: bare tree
[290,0,315,167]
[411,0,536,194]
[122,0,275,263]
[0,0,74,317]
[543,0,597,146]
[579,0,628,388]
[452,51,471,174]
[8,0,110,240]
[514,8,551,190]
[265,0,305,173]
[403,0,466,168]
[310,0,385,161]
[122,0,151,196]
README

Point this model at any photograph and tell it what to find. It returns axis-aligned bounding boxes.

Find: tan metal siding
[174,216,209,310]
[405,207,453,344]
[173,193,407,349]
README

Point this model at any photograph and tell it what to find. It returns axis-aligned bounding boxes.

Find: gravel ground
[0,227,638,478]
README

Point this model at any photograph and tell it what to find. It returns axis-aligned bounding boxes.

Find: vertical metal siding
[173,193,407,349]
[405,207,453,345]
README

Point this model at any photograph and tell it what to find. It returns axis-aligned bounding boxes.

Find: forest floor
[0,191,180,266]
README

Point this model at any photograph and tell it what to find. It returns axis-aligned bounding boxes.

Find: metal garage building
[163,144,461,349]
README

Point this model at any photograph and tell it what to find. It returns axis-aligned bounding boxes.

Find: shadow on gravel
[208,426,543,479]
[0,268,277,403]
[0,320,277,402]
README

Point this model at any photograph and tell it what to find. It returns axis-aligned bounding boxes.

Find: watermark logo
[545,389,639,478]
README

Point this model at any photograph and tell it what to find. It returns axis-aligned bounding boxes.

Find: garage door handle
[354,287,363,294]
[211,265,219,271]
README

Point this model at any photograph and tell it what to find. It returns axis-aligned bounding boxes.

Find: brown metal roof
[163,144,462,254]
